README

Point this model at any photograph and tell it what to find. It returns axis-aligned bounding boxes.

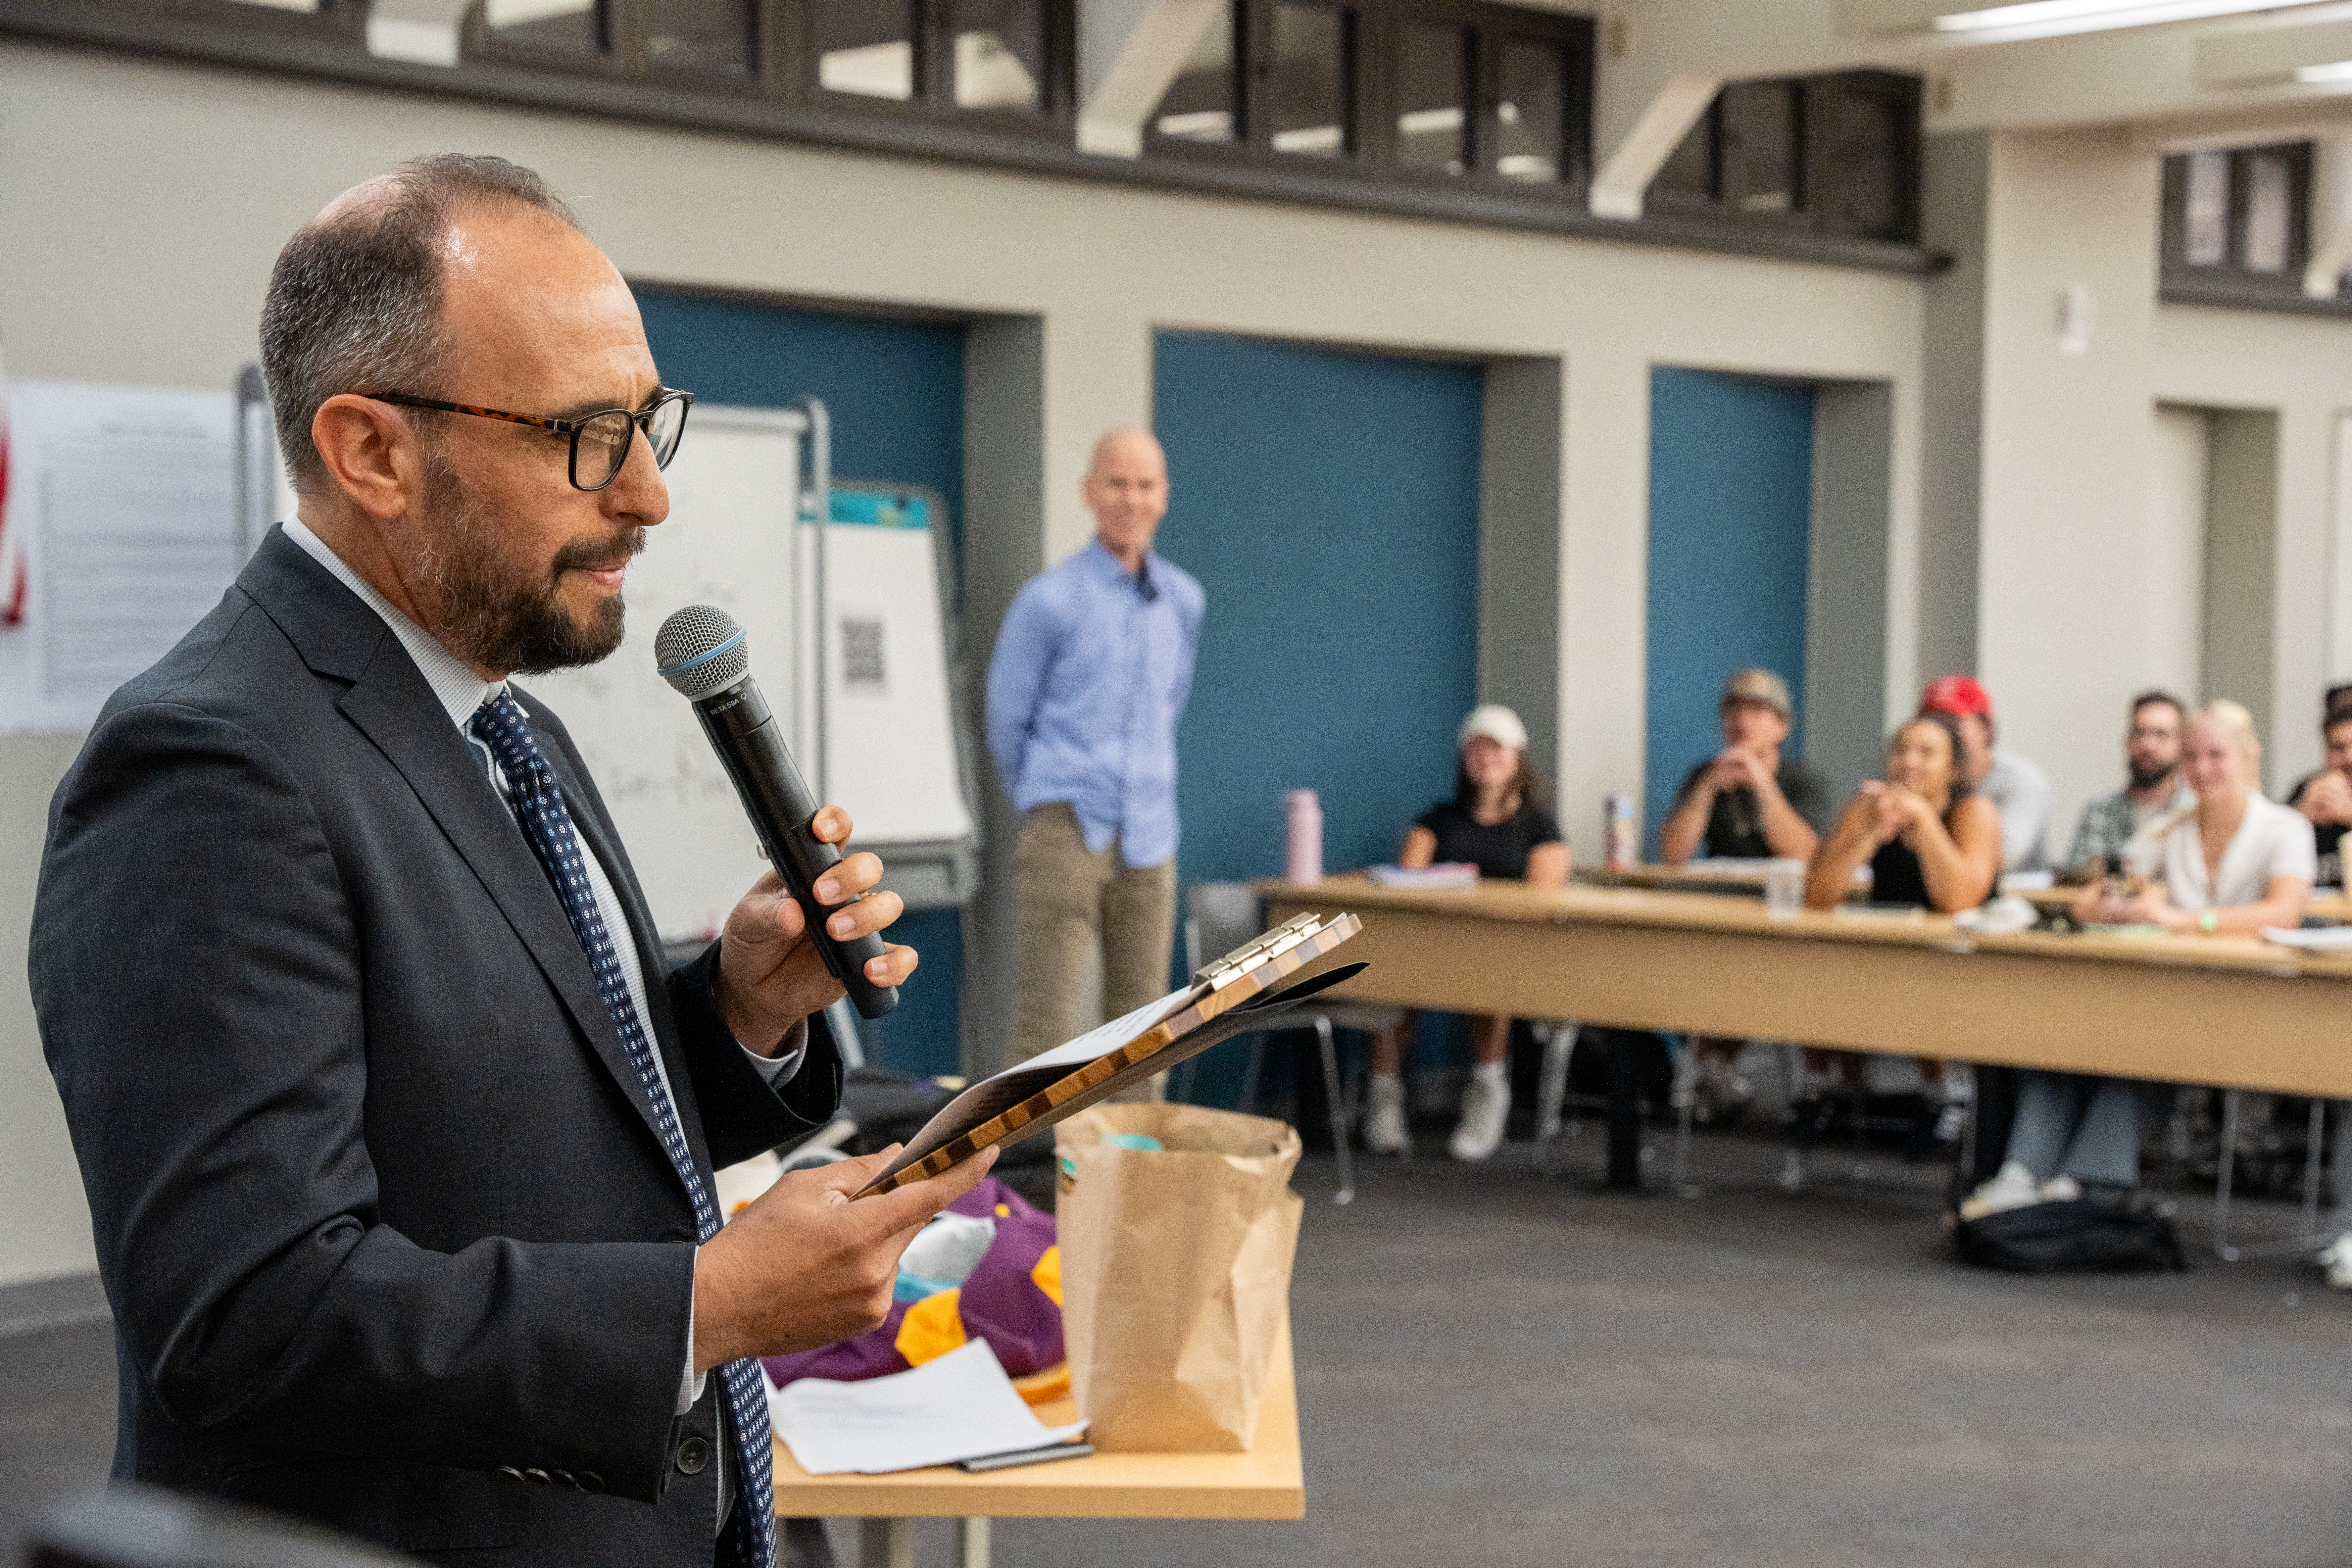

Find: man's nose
[605,425,671,524]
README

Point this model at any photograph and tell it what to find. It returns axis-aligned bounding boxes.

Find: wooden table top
[1259,874,2352,984]
[1591,861,2352,924]
[769,1315,1304,1521]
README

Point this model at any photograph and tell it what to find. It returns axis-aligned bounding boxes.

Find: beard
[2128,759,2175,791]
[413,447,641,675]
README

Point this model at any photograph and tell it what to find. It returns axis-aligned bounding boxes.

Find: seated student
[2286,694,2352,890]
[1365,704,1570,1162]
[1919,675,2051,874]
[1657,667,1831,1124]
[2064,689,2194,877]
[1963,701,2312,1219]
[1803,712,2004,1141]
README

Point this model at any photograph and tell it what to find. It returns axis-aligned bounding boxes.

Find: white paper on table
[767,1339,1087,1475]
[0,381,238,734]
[2261,925,2352,951]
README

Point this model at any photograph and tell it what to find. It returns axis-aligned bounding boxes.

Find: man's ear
[311,394,423,522]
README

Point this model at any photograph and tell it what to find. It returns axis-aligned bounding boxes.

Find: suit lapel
[238,530,673,1150]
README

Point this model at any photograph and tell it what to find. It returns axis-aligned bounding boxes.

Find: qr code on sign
[841,616,886,694]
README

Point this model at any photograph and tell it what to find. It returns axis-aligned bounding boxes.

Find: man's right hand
[2303,771,2352,826]
[689,1144,998,1371]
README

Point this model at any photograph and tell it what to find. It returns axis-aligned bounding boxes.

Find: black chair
[1170,881,1375,1204]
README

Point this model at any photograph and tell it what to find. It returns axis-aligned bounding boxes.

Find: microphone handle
[691,676,899,1020]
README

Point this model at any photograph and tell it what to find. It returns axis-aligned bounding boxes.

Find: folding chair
[1169,881,1368,1203]
[2211,1091,2338,1261]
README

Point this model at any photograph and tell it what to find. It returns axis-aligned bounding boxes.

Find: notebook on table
[853,911,1364,1198]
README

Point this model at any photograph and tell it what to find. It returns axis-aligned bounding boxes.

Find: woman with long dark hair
[1365,705,1570,1161]
[1801,710,2003,1142]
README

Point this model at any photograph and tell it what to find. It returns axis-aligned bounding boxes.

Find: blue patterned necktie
[469,691,774,1568]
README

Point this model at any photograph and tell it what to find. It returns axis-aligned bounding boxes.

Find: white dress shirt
[2126,791,2317,909]
[284,519,797,1443]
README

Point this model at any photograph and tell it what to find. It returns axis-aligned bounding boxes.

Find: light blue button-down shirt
[986,538,1206,869]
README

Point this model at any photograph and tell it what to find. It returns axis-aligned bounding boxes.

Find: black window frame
[0,0,1943,276]
[2159,142,2314,300]
[1643,70,1918,247]
[792,0,1073,142]
[1146,0,1592,202]
[98,0,364,44]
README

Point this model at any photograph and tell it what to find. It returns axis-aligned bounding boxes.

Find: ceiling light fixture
[2297,58,2352,78]
[1931,0,2294,31]
[1837,0,2333,42]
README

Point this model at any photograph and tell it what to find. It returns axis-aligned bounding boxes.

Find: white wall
[0,37,1927,1284]
[2147,405,2209,708]
[2157,300,2352,793]
[1960,125,2352,845]
[1973,128,2165,854]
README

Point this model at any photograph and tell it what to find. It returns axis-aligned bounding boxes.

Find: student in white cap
[1364,703,1570,1162]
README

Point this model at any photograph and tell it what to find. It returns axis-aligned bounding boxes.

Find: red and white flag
[0,337,21,625]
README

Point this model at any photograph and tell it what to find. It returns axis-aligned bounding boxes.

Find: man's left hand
[713,806,919,1054]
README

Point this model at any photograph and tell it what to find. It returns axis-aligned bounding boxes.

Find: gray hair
[258,154,581,490]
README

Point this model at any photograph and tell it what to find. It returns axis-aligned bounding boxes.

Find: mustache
[550,526,646,578]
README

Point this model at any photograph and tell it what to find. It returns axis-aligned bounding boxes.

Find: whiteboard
[520,405,803,942]
[795,488,977,849]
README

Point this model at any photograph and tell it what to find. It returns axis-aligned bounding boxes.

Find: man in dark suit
[30,155,990,1566]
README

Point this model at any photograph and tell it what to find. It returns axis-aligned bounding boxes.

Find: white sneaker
[1449,1072,1510,1163]
[2318,1234,2352,1290]
[1958,1160,2045,1222]
[2038,1174,2082,1203]
[1365,1075,1409,1155]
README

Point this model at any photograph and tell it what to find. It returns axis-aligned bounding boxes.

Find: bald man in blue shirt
[985,429,1207,1073]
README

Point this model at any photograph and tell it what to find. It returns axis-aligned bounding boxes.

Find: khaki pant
[1006,804,1177,1100]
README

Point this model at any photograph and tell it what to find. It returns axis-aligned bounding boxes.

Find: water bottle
[1282,789,1323,884]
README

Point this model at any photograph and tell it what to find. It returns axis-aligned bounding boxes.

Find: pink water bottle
[1283,789,1323,884]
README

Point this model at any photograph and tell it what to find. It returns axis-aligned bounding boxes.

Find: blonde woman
[1963,700,2314,1219]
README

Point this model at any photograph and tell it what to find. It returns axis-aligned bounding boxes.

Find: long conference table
[1258,874,2352,1103]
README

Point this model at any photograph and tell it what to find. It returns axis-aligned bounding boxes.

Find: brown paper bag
[1055,1101,1303,1452]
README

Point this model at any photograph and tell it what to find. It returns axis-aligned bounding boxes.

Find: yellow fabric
[893,1288,967,1367]
[1030,1244,1062,1307]
[1011,1362,1071,1407]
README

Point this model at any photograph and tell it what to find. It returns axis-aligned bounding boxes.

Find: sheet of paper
[2262,925,2352,951]
[0,382,238,733]
[768,1339,1087,1476]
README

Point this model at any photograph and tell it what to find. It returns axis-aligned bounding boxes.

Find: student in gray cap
[1657,668,1832,1123]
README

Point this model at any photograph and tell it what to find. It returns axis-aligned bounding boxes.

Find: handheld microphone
[655,605,899,1020]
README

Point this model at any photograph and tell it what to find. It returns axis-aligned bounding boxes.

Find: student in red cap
[1918,675,2051,874]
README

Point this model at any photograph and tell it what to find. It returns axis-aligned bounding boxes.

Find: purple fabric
[761,1175,1063,1389]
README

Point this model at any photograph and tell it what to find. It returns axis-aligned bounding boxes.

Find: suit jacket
[30,526,841,1564]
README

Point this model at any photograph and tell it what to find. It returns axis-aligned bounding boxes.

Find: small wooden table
[773,1317,1304,1568]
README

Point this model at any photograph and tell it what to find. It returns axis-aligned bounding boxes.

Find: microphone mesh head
[654,604,750,700]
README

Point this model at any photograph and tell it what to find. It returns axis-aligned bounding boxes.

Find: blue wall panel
[635,288,967,1077]
[1154,332,1483,1098]
[1645,368,1815,856]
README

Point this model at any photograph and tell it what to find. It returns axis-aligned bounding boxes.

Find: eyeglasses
[360,388,694,492]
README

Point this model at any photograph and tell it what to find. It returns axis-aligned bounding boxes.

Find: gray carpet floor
[9,1131,2352,1567]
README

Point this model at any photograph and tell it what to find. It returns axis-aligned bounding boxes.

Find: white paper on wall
[0,381,238,734]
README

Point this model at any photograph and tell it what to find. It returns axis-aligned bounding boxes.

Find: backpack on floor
[1952,1199,2188,1274]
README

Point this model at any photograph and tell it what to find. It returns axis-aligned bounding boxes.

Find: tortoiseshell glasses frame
[360,388,694,493]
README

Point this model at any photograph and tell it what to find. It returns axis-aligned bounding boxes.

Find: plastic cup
[1764,859,1807,920]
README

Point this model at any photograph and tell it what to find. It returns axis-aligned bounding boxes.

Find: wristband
[2198,909,2219,934]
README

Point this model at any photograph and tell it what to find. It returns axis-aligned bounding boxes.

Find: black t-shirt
[1414,799,1564,882]
[1671,755,1834,859]
[2286,772,2346,885]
